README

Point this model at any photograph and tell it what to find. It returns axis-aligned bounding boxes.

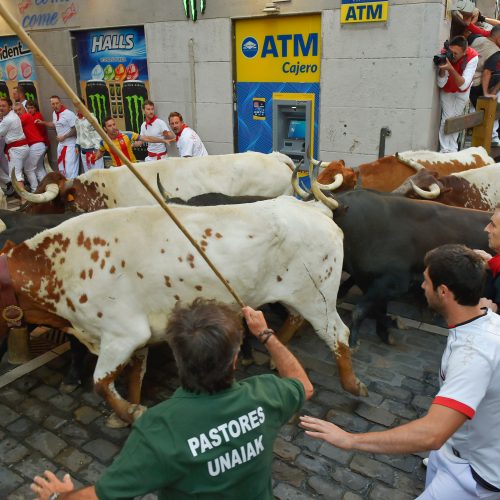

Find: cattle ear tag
[67,193,75,202]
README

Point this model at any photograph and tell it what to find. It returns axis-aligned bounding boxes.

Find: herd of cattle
[0,147,496,425]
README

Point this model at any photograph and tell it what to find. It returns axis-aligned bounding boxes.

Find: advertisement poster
[0,35,39,104]
[72,27,150,135]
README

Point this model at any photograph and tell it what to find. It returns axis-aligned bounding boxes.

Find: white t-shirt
[433,309,500,488]
[140,117,170,155]
[177,126,208,157]
[0,110,26,144]
[53,108,77,146]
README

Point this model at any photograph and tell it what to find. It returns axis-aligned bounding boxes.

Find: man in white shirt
[139,100,174,161]
[168,111,208,157]
[75,101,104,171]
[436,36,479,153]
[301,244,500,499]
[0,97,29,190]
[36,95,79,179]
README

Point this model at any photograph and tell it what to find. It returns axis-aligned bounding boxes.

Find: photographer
[436,36,478,152]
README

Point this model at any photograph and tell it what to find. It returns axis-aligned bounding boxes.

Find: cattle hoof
[358,380,369,397]
[387,332,396,345]
[59,380,81,394]
[394,316,408,330]
[105,412,130,429]
[129,404,147,421]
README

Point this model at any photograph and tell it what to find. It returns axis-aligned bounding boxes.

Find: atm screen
[288,120,306,139]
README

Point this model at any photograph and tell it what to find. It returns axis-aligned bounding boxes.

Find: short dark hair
[103,115,114,126]
[169,111,183,122]
[449,36,468,50]
[26,99,39,111]
[424,244,486,305]
[0,97,12,107]
[166,298,243,394]
[142,99,155,109]
[50,95,61,101]
[491,26,500,37]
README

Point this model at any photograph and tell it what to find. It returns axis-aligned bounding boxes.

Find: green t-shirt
[95,374,305,500]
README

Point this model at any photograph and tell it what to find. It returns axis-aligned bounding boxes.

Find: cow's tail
[271,151,295,171]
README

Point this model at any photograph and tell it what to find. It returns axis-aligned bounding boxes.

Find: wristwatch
[48,493,60,500]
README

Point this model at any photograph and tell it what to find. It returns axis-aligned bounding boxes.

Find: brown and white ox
[310,147,494,193]
[392,163,500,211]
[2,197,366,424]
[14,152,295,214]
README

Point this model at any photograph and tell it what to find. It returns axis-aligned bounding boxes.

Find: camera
[433,41,454,66]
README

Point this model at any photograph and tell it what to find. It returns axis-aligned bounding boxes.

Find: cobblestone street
[0,307,446,499]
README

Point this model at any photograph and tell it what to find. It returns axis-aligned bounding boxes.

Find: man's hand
[439,59,453,72]
[299,415,353,449]
[31,470,74,500]
[56,135,66,143]
[474,249,492,262]
[479,298,498,312]
[242,306,268,338]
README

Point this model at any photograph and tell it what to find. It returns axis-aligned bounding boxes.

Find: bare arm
[300,404,467,454]
[482,69,496,97]
[31,471,98,500]
[163,130,175,140]
[242,306,313,399]
[57,126,77,143]
[35,119,54,129]
[140,134,169,144]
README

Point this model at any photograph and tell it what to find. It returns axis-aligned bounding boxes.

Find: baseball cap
[452,0,476,13]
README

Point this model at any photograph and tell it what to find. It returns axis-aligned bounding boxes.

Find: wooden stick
[0,4,245,307]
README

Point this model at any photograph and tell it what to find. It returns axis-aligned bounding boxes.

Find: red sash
[4,139,29,161]
[57,146,68,175]
[147,151,167,159]
[84,151,95,171]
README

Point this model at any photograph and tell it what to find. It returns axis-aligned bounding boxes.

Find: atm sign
[341,0,388,24]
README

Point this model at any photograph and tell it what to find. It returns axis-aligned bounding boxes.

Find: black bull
[169,190,491,346]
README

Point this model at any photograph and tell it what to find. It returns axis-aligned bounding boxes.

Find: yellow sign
[340,1,389,24]
[235,15,321,83]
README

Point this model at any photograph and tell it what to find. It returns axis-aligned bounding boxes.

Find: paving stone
[274,436,301,461]
[25,429,67,458]
[393,470,424,497]
[318,442,353,466]
[44,415,69,432]
[308,476,345,499]
[368,381,412,403]
[12,375,38,392]
[0,387,25,405]
[301,399,327,418]
[6,482,36,500]
[354,402,397,427]
[83,438,120,462]
[292,431,322,453]
[278,423,297,442]
[331,467,371,492]
[364,367,397,382]
[55,447,93,473]
[0,466,24,497]
[92,416,131,443]
[6,416,37,437]
[30,384,59,401]
[376,453,421,473]
[380,399,417,420]
[0,437,30,464]
[12,452,57,480]
[49,393,79,412]
[81,390,103,406]
[309,370,344,393]
[0,403,20,426]
[350,455,395,486]
[326,409,371,433]
[314,390,358,413]
[295,452,332,476]
[369,482,414,500]
[272,460,306,488]
[74,405,102,424]
[412,395,433,411]
[396,364,424,380]
[78,461,107,483]
[18,397,50,422]
[343,492,364,500]
[60,422,91,446]
[274,482,314,499]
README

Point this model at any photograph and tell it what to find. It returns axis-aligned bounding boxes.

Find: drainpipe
[189,38,197,130]
[378,127,391,158]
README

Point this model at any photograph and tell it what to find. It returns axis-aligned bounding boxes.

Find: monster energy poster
[72,27,150,136]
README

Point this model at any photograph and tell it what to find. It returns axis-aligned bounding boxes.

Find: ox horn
[311,179,339,210]
[308,156,344,191]
[410,180,441,199]
[156,173,172,202]
[291,161,311,199]
[310,158,330,169]
[395,152,425,171]
[43,154,54,174]
[0,219,6,233]
[11,169,59,203]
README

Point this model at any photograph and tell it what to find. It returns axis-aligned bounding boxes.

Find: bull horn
[0,219,6,233]
[309,157,343,191]
[311,179,339,210]
[410,180,441,199]
[291,161,311,199]
[395,153,425,171]
[11,169,59,203]
[156,173,172,202]
[43,154,54,174]
[311,158,330,169]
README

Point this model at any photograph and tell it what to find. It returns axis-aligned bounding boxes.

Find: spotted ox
[392,164,500,211]
[3,197,366,423]
[14,152,295,214]
[313,147,494,193]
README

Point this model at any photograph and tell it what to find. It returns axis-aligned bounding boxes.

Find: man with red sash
[0,97,29,190]
[35,95,79,179]
[437,36,478,153]
[169,111,208,157]
[94,116,168,167]
[138,100,174,162]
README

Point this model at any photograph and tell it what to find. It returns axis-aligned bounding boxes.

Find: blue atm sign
[341,0,388,24]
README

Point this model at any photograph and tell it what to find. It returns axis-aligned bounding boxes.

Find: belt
[80,147,96,153]
[452,447,500,492]
[147,151,167,159]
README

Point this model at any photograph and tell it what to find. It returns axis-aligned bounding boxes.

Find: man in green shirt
[31,299,313,500]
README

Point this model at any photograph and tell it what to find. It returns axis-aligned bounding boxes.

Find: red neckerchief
[145,116,157,129]
[55,105,67,121]
[77,112,84,119]
[488,254,500,278]
[175,124,189,142]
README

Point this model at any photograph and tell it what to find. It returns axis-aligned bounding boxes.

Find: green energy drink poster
[72,27,150,134]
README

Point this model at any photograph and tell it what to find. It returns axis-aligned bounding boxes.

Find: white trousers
[439,90,470,153]
[57,143,79,179]
[417,446,499,500]
[8,145,30,182]
[34,144,48,183]
[25,142,46,190]
[80,151,104,171]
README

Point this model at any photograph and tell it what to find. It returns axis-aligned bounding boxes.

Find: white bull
[14,152,295,213]
[4,196,366,423]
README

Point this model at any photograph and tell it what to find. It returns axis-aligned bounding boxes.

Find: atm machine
[272,94,314,168]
